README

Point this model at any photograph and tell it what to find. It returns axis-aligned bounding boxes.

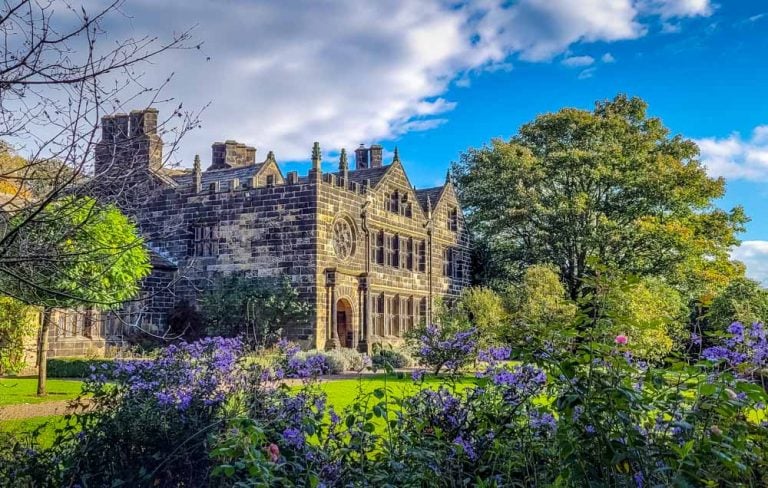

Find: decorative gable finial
[445,169,452,184]
[311,142,322,170]
[339,148,348,172]
[266,150,276,163]
[193,154,202,193]
[393,146,400,163]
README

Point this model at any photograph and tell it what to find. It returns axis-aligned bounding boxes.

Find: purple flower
[282,427,305,449]
[452,435,477,460]
[633,471,644,488]
[411,369,426,382]
[529,411,557,433]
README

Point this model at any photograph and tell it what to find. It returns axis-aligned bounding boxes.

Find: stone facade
[96,109,471,351]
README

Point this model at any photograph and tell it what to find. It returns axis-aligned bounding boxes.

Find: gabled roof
[344,164,392,187]
[171,162,267,189]
[415,186,445,212]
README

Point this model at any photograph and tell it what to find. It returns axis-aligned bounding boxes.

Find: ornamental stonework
[95,109,471,352]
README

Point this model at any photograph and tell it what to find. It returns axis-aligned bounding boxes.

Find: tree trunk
[37,307,52,396]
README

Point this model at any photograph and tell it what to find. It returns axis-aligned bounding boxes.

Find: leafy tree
[454,287,508,346]
[601,276,689,362]
[707,278,768,336]
[501,264,577,350]
[200,274,310,347]
[452,95,747,302]
[0,196,150,394]
[0,297,38,375]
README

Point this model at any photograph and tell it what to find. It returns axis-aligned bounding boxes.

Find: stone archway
[336,298,353,348]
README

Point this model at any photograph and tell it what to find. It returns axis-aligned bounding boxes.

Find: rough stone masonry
[95,108,471,351]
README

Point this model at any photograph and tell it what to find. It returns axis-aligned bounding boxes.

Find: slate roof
[344,165,392,187]
[415,186,445,212]
[148,246,178,270]
[171,163,266,190]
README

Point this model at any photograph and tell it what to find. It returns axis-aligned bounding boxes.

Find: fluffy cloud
[562,55,595,67]
[96,0,713,165]
[696,126,768,181]
[732,241,768,285]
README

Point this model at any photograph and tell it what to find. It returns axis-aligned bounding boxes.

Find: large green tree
[452,95,746,301]
[0,196,150,394]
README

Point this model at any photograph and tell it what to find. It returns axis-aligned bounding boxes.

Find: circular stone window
[332,217,356,261]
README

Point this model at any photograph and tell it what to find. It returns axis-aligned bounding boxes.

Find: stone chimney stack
[369,144,383,168]
[355,144,369,170]
[95,108,162,176]
[210,140,257,170]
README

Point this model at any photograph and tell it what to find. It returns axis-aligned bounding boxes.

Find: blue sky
[105,0,768,282]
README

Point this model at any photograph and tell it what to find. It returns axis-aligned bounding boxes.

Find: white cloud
[562,55,595,67]
[91,0,713,165]
[578,67,597,79]
[732,241,768,285]
[601,52,616,63]
[640,0,712,19]
[696,126,768,181]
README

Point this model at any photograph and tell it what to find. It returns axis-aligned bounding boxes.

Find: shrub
[371,347,412,370]
[707,278,768,340]
[409,324,477,374]
[200,274,310,347]
[501,264,578,351]
[0,297,37,375]
[46,358,116,378]
[293,350,343,376]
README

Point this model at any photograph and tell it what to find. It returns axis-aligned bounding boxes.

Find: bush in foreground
[2,326,767,487]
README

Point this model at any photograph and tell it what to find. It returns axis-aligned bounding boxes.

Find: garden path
[0,399,92,421]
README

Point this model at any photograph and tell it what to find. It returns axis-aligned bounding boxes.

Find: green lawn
[315,373,478,412]
[0,415,68,448]
[0,377,85,406]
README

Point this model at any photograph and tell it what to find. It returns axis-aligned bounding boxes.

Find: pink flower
[266,443,280,463]
[614,334,628,345]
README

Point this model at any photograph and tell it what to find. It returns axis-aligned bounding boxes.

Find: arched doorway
[336,298,353,348]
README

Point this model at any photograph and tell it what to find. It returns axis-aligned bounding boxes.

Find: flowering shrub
[409,323,478,374]
[702,321,767,382]
[3,330,768,487]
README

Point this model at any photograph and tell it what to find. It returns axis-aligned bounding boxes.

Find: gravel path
[0,399,92,421]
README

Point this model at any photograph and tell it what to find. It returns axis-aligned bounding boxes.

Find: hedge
[46,358,116,378]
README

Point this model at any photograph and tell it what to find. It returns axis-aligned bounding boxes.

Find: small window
[193,224,219,257]
[390,191,400,214]
[389,295,400,336]
[443,247,454,277]
[266,174,275,187]
[418,240,426,272]
[389,235,400,268]
[406,296,414,332]
[374,230,385,265]
[419,297,428,325]
[374,294,385,336]
[448,207,458,232]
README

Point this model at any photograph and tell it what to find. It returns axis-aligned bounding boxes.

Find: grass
[0,415,68,448]
[0,377,85,406]
[322,373,474,408]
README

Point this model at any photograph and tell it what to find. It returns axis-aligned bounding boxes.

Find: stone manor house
[70,108,470,352]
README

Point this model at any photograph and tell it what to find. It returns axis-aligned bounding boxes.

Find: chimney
[129,108,158,137]
[113,113,129,140]
[245,146,257,164]
[355,144,369,170]
[369,144,383,168]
